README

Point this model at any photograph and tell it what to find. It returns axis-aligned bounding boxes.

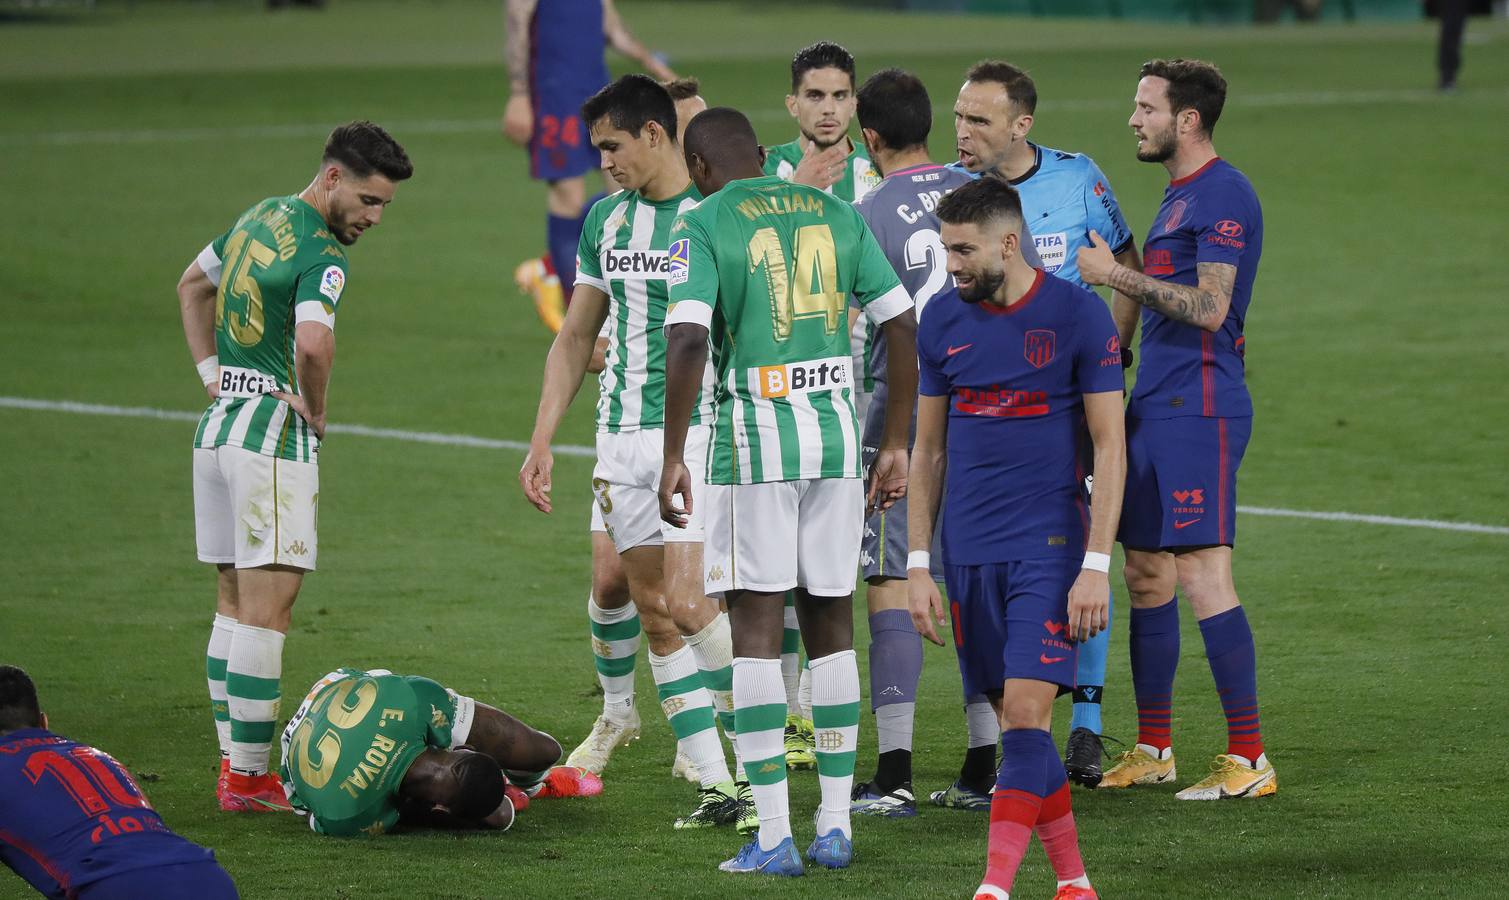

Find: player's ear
[39,711,48,729]
[757,144,767,169]
[859,127,878,158]
[1013,113,1033,140]
[785,93,799,118]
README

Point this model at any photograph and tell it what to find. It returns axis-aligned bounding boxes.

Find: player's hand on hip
[909,569,947,647]
[270,391,324,440]
[1066,569,1110,642]
[866,447,908,516]
[658,460,692,528]
[502,95,533,146]
[1075,230,1116,286]
[790,140,848,191]
[518,444,555,514]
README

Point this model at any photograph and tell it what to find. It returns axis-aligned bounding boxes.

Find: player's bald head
[682,107,764,194]
[402,747,504,821]
[683,107,760,169]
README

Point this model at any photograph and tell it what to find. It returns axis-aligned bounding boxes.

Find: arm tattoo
[1106,261,1235,329]
[504,0,537,91]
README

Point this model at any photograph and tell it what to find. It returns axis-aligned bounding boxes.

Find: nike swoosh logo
[947,344,973,356]
[1173,518,1202,529]
[1040,654,1066,664]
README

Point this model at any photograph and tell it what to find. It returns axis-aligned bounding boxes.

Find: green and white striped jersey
[764,138,882,396]
[762,138,881,204]
[192,196,346,463]
[665,176,911,485]
[576,184,715,432]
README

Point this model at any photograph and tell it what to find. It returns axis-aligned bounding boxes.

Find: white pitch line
[4,394,1505,536]
[5,87,1505,148]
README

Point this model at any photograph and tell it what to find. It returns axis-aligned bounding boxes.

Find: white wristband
[907,550,931,572]
[1082,551,1111,573]
[196,355,219,387]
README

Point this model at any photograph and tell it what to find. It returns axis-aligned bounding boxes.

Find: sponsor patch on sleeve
[668,238,690,286]
[319,266,345,303]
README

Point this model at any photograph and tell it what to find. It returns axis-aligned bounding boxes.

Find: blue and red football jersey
[528,0,610,181]
[918,271,1125,565]
[0,729,216,898]
[1131,157,1263,420]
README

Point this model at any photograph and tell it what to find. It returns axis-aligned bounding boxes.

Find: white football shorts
[702,477,863,598]
[591,425,708,552]
[194,445,318,570]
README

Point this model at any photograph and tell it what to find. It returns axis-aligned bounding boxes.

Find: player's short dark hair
[856,68,931,152]
[936,176,1025,232]
[661,77,702,102]
[1140,58,1227,136]
[448,752,505,822]
[684,106,759,167]
[790,41,855,92]
[0,666,43,734]
[965,60,1037,117]
[323,121,413,182]
[582,74,679,142]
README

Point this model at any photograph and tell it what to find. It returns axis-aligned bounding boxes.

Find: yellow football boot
[1096,745,1177,789]
[513,256,565,334]
[784,713,816,770]
[1175,754,1276,800]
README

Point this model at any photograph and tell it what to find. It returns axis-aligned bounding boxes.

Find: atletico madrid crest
[1024,329,1056,369]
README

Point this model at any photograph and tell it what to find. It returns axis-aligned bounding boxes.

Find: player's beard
[801,127,846,152]
[956,266,1005,304]
[1136,125,1178,163]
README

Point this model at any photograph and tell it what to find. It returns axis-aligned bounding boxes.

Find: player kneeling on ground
[280,668,566,836]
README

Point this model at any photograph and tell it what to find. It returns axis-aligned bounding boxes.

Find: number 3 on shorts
[591,477,613,514]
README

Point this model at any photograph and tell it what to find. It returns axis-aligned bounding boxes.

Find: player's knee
[1123,557,1173,605]
[999,696,1051,732]
[1173,551,1234,610]
[593,576,631,610]
[532,732,563,769]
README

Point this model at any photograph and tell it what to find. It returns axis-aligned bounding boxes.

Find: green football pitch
[2,2,1507,896]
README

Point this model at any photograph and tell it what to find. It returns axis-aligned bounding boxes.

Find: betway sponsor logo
[603,249,672,280]
[752,356,851,399]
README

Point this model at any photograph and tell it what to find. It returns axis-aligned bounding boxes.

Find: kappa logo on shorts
[708,565,725,582]
[283,540,309,557]
[667,238,690,285]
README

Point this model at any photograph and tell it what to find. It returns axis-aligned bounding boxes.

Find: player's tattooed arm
[503,0,537,94]
[502,0,537,144]
[1103,262,1235,333]
[1078,231,1233,332]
